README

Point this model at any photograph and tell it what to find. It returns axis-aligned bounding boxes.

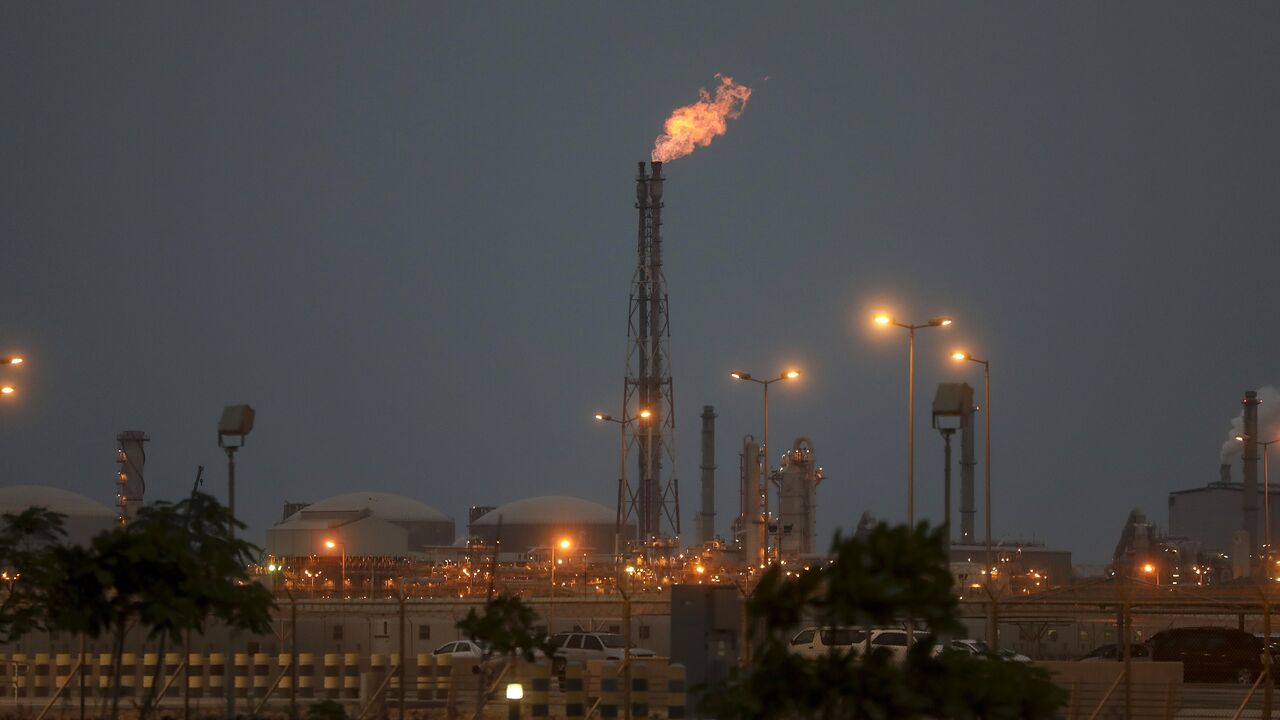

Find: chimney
[116,431,149,525]
[697,406,717,545]
[960,392,977,544]
[1243,390,1261,558]
[1219,463,1232,485]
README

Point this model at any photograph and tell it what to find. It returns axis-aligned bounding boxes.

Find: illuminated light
[558,539,571,550]
[325,540,337,550]
[952,352,969,361]
[784,370,800,380]
[0,387,14,395]
[638,410,652,419]
[730,371,749,380]
[695,565,705,574]
[5,357,23,365]
[873,314,892,326]
[594,413,608,421]
[1142,563,1155,574]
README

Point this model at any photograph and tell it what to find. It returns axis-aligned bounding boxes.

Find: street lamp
[730,370,800,564]
[1237,434,1279,563]
[1142,562,1159,585]
[873,314,952,526]
[950,350,992,645]
[0,355,24,397]
[324,538,346,598]
[216,403,254,720]
[595,409,651,556]
[549,538,571,634]
[505,682,523,720]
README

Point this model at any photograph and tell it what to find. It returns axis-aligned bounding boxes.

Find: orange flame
[651,74,752,163]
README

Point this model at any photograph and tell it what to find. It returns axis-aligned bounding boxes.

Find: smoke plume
[1220,386,1280,461]
[651,74,752,163]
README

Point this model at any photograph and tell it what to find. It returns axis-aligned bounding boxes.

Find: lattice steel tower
[621,160,680,542]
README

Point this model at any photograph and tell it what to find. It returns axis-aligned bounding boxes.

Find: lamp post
[595,410,652,558]
[1142,562,1160,586]
[505,682,523,720]
[324,539,346,598]
[1237,434,1279,565]
[873,315,952,526]
[729,369,800,562]
[216,404,254,720]
[549,538,571,635]
[951,351,995,647]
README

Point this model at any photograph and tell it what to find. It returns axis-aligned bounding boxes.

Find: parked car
[1078,644,1150,662]
[1148,627,1264,683]
[432,640,488,659]
[787,626,937,662]
[549,632,655,673]
[948,639,990,657]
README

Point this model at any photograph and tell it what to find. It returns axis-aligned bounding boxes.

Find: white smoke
[1220,386,1280,461]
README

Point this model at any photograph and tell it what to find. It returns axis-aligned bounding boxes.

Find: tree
[36,492,276,720]
[457,593,553,662]
[701,523,1066,720]
[0,507,67,641]
[457,593,555,711]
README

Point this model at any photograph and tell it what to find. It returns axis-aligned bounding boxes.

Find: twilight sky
[2,3,1278,565]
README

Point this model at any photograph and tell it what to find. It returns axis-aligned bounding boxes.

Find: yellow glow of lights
[638,409,652,419]
[324,540,337,549]
[952,352,969,361]
[625,566,636,574]
[3,357,22,365]
[558,539,571,550]
[506,683,523,701]
[873,314,892,326]
[784,370,800,379]
[1142,563,1155,574]
[0,387,13,395]
[594,413,606,421]
[695,565,705,574]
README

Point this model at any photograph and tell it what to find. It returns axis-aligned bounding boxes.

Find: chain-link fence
[960,577,1280,718]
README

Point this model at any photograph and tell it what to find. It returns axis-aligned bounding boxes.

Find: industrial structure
[772,437,824,558]
[621,160,680,545]
[0,485,117,546]
[265,491,455,558]
[696,405,716,545]
[115,430,148,525]
[467,495,627,559]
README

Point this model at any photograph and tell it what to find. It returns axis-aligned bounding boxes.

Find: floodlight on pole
[216,403,254,720]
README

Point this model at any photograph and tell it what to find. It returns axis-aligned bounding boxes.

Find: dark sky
[2,3,1278,565]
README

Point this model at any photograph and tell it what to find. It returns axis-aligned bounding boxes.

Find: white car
[549,632,654,672]
[432,640,488,659]
[788,627,936,662]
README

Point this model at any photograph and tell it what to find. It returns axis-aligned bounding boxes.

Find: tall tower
[621,161,680,542]
[116,430,149,525]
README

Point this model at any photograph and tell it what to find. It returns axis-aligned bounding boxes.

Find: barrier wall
[0,651,689,718]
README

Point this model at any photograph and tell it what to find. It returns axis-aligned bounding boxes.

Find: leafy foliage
[0,507,67,641]
[0,492,276,720]
[457,593,553,662]
[701,523,1067,720]
[306,699,347,720]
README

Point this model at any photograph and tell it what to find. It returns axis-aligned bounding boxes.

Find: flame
[651,74,752,163]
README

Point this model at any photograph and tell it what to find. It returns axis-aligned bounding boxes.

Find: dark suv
[1148,627,1264,684]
